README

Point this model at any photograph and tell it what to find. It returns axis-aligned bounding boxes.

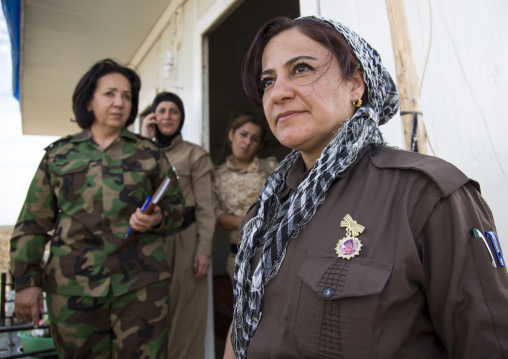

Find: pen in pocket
[472,228,497,268]
[485,231,505,267]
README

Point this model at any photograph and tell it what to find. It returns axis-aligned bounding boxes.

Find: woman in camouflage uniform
[141,92,215,359]
[213,114,278,283]
[10,59,184,358]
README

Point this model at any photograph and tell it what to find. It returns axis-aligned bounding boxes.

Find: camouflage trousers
[46,279,169,359]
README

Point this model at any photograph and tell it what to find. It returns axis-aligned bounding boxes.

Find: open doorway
[208,0,300,165]
[208,0,300,272]
[206,0,299,356]
[207,1,301,274]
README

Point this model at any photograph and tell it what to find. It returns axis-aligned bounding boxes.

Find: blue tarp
[2,0,20,101]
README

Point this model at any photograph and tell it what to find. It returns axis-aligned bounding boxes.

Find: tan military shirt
[162,135,214,359]
[164,134,215,257]
[213,155,278,245]
[242,147,508,358]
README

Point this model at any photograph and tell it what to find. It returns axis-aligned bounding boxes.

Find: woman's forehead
[262,29,328,68]
[237,122,262,135]
[156,101,178,109]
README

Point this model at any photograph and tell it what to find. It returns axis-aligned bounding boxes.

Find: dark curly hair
[72,58,141,129]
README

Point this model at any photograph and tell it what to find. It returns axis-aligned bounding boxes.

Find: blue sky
[0,11,58,226]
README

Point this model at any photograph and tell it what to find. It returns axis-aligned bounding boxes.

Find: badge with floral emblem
[335,214,365,260]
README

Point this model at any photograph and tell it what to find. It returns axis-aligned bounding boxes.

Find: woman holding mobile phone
[141,92,215,359]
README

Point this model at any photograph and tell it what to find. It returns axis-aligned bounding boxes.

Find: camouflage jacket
[10,128,184,297]
[213,155,278,245]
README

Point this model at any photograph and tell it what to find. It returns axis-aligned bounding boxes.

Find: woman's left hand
[194,255,211,278]
[129,205,163,233]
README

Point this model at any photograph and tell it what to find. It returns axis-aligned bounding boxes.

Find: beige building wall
[132,0,240,149]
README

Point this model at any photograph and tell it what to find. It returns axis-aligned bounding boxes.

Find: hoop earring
[352,99,362,108]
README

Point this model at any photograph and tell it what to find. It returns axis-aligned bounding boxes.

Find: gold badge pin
[335,214,365,260]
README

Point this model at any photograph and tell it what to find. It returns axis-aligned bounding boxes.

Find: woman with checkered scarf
[224,15,508,359]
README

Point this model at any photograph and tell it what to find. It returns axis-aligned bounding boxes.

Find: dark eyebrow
[260,55,318,79]
[104,87,131,94]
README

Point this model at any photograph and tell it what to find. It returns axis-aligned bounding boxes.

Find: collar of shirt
[224,155,262,173]
[278,147,371,200]
[70,127,137,144]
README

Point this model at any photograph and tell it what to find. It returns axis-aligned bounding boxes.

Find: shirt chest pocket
[50,160,93,203]
[292,253,393,357]
[121,160,158,203]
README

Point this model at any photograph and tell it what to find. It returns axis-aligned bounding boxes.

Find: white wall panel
[405,0,508,246]
[299,0,507,246]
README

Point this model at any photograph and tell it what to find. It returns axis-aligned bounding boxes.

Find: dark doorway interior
[208,0,300,276]
[208,0,300,166]
[207,0,299,356]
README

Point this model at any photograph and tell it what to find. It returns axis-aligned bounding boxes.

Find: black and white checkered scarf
[231,16,399,357]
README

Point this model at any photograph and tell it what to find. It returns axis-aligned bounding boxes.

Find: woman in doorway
[213,113,278,283]
[224,16,508,358]
[141,92,215,359]
[11,59,184,358]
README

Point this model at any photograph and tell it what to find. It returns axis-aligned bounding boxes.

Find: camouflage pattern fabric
[46,279,170,358]
[213,155,278,282]
[212,155,278,246]
[10,128,184,297]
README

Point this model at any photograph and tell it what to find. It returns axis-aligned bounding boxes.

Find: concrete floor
[0,329,57,359]
[0,331,23,358]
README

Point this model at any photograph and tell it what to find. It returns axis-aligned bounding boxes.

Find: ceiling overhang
[16,0,172,136]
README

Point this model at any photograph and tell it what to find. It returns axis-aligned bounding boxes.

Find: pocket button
[323,287,334,298]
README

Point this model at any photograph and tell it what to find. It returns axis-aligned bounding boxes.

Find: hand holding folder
[125,177,172,238]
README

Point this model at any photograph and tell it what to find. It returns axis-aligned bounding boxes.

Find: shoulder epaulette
[371,147,473,196]
[131,132,161,148]
[44,134,73,152]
